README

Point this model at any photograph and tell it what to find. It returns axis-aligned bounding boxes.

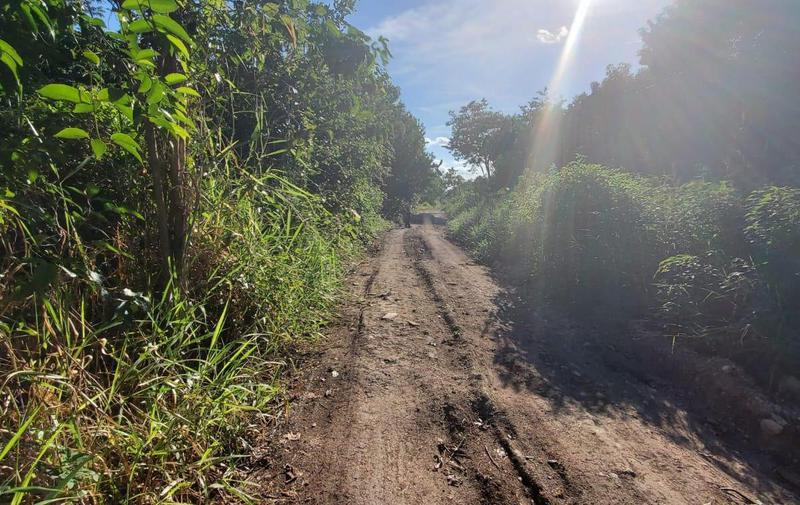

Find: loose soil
[253,225,798,504]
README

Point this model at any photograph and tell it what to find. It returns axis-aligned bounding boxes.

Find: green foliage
[744,187,800,330]
[526,163,653,315]
[654,253,763,335]
[0,0,432,501]
[446,161,800,376]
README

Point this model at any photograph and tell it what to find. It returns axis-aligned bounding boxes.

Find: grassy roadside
[0,168,384,503]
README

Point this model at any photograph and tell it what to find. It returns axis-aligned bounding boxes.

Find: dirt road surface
[257,225,797,504]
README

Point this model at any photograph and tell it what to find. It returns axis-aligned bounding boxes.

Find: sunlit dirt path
[256,224,797,504]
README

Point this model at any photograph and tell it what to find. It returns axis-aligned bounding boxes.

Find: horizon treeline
[447,0,800,190]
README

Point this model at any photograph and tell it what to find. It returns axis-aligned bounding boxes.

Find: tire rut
[405,229,566,505]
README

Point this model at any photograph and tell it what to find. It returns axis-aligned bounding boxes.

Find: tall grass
[0,167,369,502]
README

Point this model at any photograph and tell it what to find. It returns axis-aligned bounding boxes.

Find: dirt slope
[255,225,797,504]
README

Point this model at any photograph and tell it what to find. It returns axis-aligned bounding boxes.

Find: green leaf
[152,15,193,45]
[121,0,179,14]
[146,82,165,104]
[114,103,134,122]
[164,72,186,85]
[82,50,100,65]
[132,48,158,60]
[29,3,54,39]
[0,39,23,66]
[19,4,38,34]
[0,53,20,86]
[90,139,107,159]
[137,74,153,94]
[175,86,200,98]
[135,58,156,69]
[169,122,189,139]
[111,133,142,162]
[54,127,89,139]
[165,34,189,60]
[38,84,81,103]
[128,19,153,33]
[73,103,95,113]
[81,15,106,28]
[94,87,126,103]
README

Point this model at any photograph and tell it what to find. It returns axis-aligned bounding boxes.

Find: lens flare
[527,0,595,173]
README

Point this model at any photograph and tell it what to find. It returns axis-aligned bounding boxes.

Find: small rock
[331,370,339,378]
[760,418,784,437]
[407,320,420,327]
[381,312,399,320]
[284,464,298,484]
[446,474,462,486]
[324,389,332,397]
[772,414,788,426]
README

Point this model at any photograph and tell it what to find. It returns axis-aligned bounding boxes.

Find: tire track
[405,229,562,505]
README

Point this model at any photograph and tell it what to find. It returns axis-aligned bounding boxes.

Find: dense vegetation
[0,0,437,501]
[444,0,800,387]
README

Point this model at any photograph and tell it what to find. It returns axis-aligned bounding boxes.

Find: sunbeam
[527,0,595,173]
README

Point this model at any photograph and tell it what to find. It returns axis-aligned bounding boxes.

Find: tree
[446,99,507,179]
[383,104,438,219]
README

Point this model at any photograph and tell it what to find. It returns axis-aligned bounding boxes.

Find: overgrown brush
[445,162,800,382]
[0,167,360,502]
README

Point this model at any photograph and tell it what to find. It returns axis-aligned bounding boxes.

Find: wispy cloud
[537,26,569,44]
[365,0,594,121]
[425,137,450,147]
[435,158,472,177]
[367,0,552,61]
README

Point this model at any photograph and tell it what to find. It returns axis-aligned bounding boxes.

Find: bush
[653,253,764,334]
[527,162,654,315]
[444,162,800,377]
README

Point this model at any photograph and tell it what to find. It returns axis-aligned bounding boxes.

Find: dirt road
[258,225,797,504]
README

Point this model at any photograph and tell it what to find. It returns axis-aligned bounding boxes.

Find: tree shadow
[487,287,798,500]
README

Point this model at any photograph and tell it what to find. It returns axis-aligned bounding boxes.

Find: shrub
[653,253,764,335]
[744,187,800,343]
[528,162,654,316]
[444,162,800,377]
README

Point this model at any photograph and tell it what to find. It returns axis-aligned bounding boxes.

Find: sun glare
[527,0,595,173]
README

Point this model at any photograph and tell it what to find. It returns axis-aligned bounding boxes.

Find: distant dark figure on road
[402,207,411,228]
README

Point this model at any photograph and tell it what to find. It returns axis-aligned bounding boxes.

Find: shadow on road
[487,287,798,498]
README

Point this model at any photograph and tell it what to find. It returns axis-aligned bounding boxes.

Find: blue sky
[346,0,672,175]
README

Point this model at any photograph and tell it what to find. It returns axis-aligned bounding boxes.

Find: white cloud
[425,136,450,147]
[537,26,569,44]
[367,0,570,76]
[435,158,476,179]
